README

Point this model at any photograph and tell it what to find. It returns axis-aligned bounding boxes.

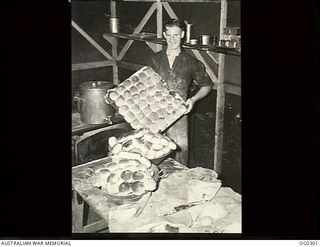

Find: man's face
[163,26,185,51]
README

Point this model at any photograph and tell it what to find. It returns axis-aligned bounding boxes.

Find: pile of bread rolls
[108,128,177,160]
[91,151,157,196]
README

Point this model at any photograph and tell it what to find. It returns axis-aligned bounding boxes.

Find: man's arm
[185,86,212,114]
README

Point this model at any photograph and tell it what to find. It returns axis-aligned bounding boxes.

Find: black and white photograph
[71,0,241,234]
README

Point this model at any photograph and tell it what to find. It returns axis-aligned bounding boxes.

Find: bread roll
[151,75,161,84]
[166,105,174,113]
[141,117,152,126]
[139,89,148,99]
[118,105,129,115]
[130,104,140,114]
[150,123,160,133]
[131,119,140,129]
[105,181,119,195]
[108,136,118,148]
[116,85,126,95]
[122,80,132,89]
[124,111,135,123]
[123,90,132,100]
[160,138,169,147]
[159,99,168,108]
[146,95,155,104]
[136,82,146,90]
[138,72,147,80]
[152,143,163,151]
[131,75,139,83]
[111,143,122,154]
[144,77,153,86]
[144,178,157,191]
[129,86,139,94]
[166,95,174,103]
[154,92,163,101]
[150,103,160,112]
[132,94,140,104]
[143,106,152,116]
[115,96,125,107]
[147,86,156,96]
[154,82,164,91]
[109,91,119,101]
[157,108,167,118]
[149,112,159,122]
[138,99,148,109]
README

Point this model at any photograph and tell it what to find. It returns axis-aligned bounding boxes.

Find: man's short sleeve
[193,60,213,87]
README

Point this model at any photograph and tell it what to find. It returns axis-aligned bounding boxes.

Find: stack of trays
[105,66,187,133]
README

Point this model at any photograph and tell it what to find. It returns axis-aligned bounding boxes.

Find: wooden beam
[206,51,219,65]
[112,38,119,85]
[82,219,108,233]
[118,3,157,60]
[72,190,84,233]
[214,0,228,175]
[122,0,221,2]
[156,0,163,51]
[110,0,116,17]
[117,60,145,71]
[72,60,115,71]
[72,20,113,60]
[192,50,218,82]
[146,41,162,52]
[162,2,177,19]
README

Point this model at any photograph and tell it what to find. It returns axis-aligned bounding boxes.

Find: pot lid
[80,81,114,90]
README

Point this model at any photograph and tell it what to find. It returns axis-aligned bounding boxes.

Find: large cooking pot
[74,81,115,124]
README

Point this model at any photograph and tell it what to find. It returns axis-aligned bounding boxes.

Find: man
[148,19,213,166]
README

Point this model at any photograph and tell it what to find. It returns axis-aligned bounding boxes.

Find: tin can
[219,40,226,47]
[189,39,198,45]
[185,23,193,43]
[212,35,218,46]
[109,17,119,33]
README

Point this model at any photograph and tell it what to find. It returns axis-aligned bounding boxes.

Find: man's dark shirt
[148,49,212,100]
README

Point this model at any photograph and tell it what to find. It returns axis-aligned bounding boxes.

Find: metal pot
[74,81,115,124]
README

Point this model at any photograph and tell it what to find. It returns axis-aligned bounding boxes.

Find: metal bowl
[101,164,160,205]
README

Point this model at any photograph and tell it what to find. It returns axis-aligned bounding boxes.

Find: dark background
[1,0,319,240]
[72,0,241,192]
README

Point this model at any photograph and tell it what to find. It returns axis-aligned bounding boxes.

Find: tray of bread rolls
[89,151,159,205]
[105,66,187,133]
[108,128,177,161]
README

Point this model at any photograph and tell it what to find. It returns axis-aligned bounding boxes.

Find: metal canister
[109,17,119,33]
[189,39,198,45]
[185,23,193,43]
[198,35,212,45]
[74,81,115,124]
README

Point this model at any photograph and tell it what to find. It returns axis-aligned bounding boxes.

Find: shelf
[117,0,221,2]
[103,33,241,57]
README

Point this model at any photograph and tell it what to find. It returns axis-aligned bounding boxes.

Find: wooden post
[72,20,113,60]
[110,0,119,85]
[214,0,227,174]
[156,0,163,52]
[72,190,84,233]
[110,0,116,18]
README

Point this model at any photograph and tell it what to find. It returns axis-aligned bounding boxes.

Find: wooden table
[72,157,188,233]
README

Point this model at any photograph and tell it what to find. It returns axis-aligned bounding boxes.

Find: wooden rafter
[117,3,158,60]
[72,60,115,71]
[72,20,113,60]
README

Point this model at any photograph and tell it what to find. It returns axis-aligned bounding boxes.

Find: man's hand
[185,98,195,114]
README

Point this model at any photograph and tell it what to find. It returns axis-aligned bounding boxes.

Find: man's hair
[164,19,185,31]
